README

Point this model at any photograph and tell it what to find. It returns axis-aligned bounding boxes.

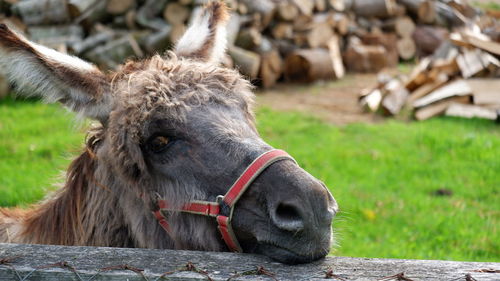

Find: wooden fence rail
[0,243,498,280]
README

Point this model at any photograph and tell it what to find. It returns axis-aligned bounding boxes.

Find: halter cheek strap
[154,149,295,252]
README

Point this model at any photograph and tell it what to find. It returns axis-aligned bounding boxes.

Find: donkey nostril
[272,203,305,232]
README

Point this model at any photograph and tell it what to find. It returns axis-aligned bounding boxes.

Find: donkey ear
[0,24,112,122]
[174,1,229,64]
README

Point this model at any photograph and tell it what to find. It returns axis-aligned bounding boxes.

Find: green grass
[257,108,499,262]
[0,97,86,206]
[1,98,499,262]
[472,1,500,11]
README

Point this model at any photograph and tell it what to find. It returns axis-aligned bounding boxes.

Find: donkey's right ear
[0,24,112,122]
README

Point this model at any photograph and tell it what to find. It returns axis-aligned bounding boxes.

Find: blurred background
[0,0,498,262]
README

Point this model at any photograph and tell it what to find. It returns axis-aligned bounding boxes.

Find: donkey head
[0,2,338,264]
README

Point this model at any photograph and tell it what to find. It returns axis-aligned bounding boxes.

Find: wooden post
[0,243,499,280]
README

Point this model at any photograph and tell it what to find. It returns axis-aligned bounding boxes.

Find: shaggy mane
[20,132,102,245]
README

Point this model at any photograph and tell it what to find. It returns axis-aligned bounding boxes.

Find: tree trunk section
[163,2,190,25]
[228,46,261,79]
[352,0,396,18]
[259,49,283,88]
[285,48,335,82]
[397,36,416,60]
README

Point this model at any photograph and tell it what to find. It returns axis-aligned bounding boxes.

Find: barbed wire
[0,255,491,281]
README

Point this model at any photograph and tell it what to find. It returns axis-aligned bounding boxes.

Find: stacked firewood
[360,16,500,121]
[0,0,490,99]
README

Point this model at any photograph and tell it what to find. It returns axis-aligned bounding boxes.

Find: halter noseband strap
[154,149,295,252]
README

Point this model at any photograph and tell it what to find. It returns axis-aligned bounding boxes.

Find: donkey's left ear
[174,1,229,64]
[0,24,112,122]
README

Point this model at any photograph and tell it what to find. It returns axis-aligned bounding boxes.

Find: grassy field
[0,97,499,262]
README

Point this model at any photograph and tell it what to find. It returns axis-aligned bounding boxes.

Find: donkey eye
[148,136,170,153]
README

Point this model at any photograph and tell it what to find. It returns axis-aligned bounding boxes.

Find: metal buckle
[216,195,231,217]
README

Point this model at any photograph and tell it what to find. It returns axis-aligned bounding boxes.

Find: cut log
[12,0,70,25]
[293,32,308,47]
[293,0,314,16]
[259,49,283,88]
[327,35,345,79]
[418,0,438,25]
[382,78,409,115]
[395,16,415,38]
[405,57,432,91]
[272,23,294,40]
[228,46,261,79]
[163,2,190,25]
[274,39,298,57]
[344,39,388,73]
[456,48,500,78]
[461,31,500,56]
[419,0,465,27]
[415,95,470,120]
[293,14,314,32]
[328,0,353,12]
[413,79,472,108]
[107,0,135,15]
[406,73,448,106]
[465,79,500,106]
[235,27,262,50]
[447,0,477,19]
[396,36,416,60]
[239,0,275,30]
[306,22,334,48]
[445,103,498,120]
[352,0,396,18]
[412,25,448,57]
[314,0,327,12]
[277,1,299,21]
[360,89,383,112]
[284,48,336,82]
[361,31,398,67]
[332,12,349,35]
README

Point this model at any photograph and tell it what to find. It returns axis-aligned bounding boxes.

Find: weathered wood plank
[0,243,499,280]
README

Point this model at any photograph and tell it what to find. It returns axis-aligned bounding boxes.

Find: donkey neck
[19,149,125,246]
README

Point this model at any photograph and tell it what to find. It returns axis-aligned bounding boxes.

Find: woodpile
[0,0,484,95]
[360,14,500,122]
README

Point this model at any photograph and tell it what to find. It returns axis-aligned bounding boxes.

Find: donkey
[0,2,338,264]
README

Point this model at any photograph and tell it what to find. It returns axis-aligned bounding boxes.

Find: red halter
[153,149,295,252]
